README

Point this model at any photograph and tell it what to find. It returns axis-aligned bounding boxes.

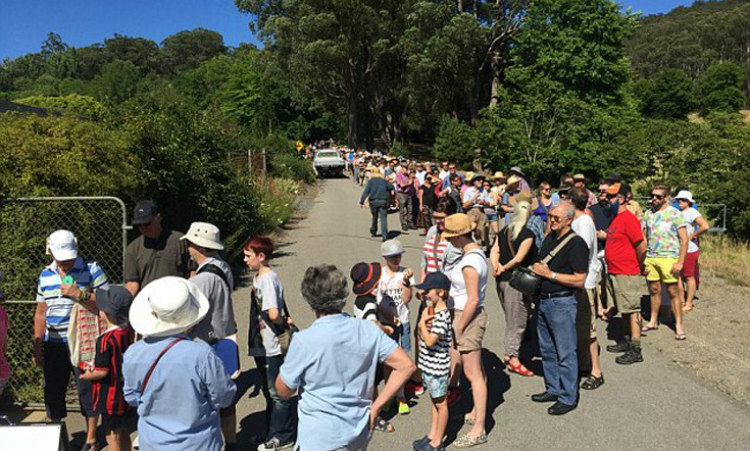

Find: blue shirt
[280,314,398,451]
[36,257,109,342]
[122,335,236,451]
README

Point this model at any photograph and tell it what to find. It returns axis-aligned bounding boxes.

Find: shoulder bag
[251,282,298,355]
[509,232,576,298]
[139,337,184,394]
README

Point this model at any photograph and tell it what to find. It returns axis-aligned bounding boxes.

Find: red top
[605,210,644,275]
[92,326,135,415]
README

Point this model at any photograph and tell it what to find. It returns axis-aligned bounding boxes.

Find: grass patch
[699,234,750,286]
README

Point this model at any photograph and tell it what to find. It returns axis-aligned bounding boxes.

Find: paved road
[63,178,750,450]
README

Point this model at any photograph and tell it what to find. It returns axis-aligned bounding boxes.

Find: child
[243,236,296,451]
[377,239,414,414]
[79,286,135,451]
[413,272,453,451]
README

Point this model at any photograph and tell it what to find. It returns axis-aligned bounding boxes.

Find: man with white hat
[33,229,109,450]
[123,276,236,451]
[181,222,239,451]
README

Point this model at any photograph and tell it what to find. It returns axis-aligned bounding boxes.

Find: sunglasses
[549,215,565,222]
[650,193,666,200]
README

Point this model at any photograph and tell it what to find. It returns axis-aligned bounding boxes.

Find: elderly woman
[34,230,109,451]
[489,200,538,377]
[123,277,237,451]
[275,265,415,451]
[442,214,489,448]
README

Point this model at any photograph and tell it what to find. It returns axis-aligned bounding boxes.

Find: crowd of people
[9,150,710,451]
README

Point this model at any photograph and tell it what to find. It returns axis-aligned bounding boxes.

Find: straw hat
[129,277,209,337]
[492,171,506,180]
[509,190,539,209]
[506,175,521,186]
[441,213,477,238]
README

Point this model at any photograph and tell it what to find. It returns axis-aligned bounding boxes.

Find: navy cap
[96,286,134,325]
[414,272,451,292]
[132,200,159,225]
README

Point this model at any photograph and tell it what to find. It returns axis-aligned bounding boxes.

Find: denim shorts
[485,211,499,222]
[422,373,449,399]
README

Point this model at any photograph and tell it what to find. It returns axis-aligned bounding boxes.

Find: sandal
[453,433,488,448]
[580,374,604,390]
[675,333,687,341]
[641,324,659,333]
[507,360,535,377]
[373,416,394,433]
[682,305,693,313]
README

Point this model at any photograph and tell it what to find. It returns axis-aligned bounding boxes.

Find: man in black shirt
[530,201,589,415]
[589,182,618,316]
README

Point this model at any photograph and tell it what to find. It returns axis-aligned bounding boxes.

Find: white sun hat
[47,230,78,261]
[180,221,224,250]
[129,277,209,337]
[675,190,694,204]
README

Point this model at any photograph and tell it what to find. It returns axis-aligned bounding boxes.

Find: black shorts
[100,411,134,434]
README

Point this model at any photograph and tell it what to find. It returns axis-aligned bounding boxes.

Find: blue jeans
[399,322,411,351]
[266,355,296,443]
[537,295,579,406]
[369,200,388,241]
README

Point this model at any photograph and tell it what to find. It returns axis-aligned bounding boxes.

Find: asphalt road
[64,177,750,450]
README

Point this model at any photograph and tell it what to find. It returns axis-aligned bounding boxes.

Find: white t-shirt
[572,214,600,289]
[439,170,450,182]
[681,208,702,253]
[253,271,285,357]
[414,170,427,185]
[448,248,488,310]
[376,267,414,325]
[463,187,481,209]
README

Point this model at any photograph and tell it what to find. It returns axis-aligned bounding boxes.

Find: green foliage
[434,116,477,168]
[160,28,227,75]
[636,69,696,118]
[92,59,141,103]
[697,62,748,113]
[14,93,107,120]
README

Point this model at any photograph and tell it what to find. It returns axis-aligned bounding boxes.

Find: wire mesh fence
[0,197,127,408]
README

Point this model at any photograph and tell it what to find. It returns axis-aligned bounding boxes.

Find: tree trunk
[347,86,358,149]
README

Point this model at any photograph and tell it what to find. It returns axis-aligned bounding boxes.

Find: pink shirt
[0,306,10,381]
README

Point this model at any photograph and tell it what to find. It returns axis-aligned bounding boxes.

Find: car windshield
[317,151,339,158]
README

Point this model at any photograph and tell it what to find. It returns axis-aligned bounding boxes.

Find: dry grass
[699,234,750,287]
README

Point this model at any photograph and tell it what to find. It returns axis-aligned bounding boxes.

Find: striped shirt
[418,308,452,377]
[93,326,135,415]
[421,226,463,274]
[36,258,109,342]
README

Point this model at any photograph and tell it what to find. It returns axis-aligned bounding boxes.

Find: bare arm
[418,310,439,347]
[266,307,283,326]
[694,216,710,238]
[275,376,296,401]
[125,281,140,297]
[79,367,109,381]
[370,347,416,429]
[532,262,586,288]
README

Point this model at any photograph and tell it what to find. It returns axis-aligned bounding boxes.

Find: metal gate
[0,196,128,407]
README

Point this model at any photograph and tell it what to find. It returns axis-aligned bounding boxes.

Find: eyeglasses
[650,193,665,200]
[549,215,565,222]
[449,166,456,170]
[606,193,618,199]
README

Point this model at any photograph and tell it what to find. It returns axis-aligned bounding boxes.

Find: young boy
[377,239,414,414]
[413,272,452,451]
[80,286,135,451]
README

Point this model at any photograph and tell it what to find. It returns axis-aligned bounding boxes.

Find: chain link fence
[0,197,128,408]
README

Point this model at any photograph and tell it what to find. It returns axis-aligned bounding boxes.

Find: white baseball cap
[675,190,694,204]
[381,239,405,257]
[180,222,224,250]
[48,230,78,261]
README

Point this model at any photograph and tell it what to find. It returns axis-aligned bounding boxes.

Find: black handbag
[510,232,576,298]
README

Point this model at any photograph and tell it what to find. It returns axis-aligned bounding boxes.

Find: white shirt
[681,208,702,253]
[414,170,427,185]
[462,187,481,209]
[448,249,488,310]
[572,214,600,289]
[439,170,450,181]
[376,267,414,325]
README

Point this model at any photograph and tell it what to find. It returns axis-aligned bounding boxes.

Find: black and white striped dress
[417,309,452,377]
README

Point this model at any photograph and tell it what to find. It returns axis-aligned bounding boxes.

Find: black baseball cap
[414,272,451,292]
[132,200,159,225]
[96,286,133,325]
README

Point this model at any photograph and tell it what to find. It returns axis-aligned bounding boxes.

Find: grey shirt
[190,256,236,342]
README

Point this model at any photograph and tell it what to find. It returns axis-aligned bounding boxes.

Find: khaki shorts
[576,288,597,339]
[644,257,679,284]
[453,308,488,352]
[609,274,644,314]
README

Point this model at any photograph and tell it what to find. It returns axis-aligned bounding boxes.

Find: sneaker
[412,436,430,449]
[398,398,410,415]
[606,341,630,353]
[616,346,644,365]
[258,437,295,451]
[406,380,425,396]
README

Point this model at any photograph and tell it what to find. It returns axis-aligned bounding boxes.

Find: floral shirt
[644,206,687,259]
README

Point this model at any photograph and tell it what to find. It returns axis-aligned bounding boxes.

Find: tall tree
[160,29,227,75]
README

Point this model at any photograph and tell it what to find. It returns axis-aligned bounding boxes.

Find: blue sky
[1,0,694,60]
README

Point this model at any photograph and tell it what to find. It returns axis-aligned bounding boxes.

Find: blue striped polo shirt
[36,257,109,343]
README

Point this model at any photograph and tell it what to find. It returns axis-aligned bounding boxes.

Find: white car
[313,149,346,177]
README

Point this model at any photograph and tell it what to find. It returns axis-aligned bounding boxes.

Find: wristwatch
[550,272,558,281]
